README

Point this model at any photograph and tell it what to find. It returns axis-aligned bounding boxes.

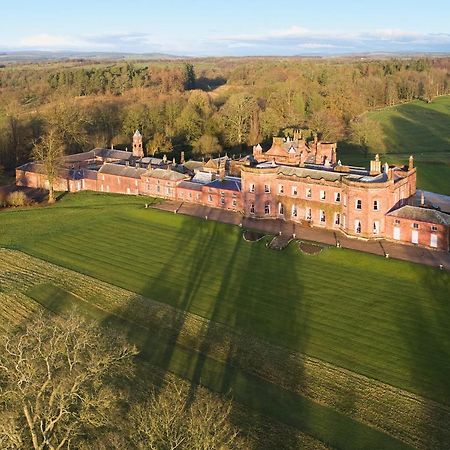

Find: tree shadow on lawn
[397,265,450,449]
[380,104,450,154]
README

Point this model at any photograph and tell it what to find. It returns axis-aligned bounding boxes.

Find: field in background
[352,95,450,195]
[0,192,449,449]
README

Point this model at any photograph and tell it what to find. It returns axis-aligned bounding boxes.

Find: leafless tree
[129,380,247,450]
[0,312,138,450]
[32,128,64,203]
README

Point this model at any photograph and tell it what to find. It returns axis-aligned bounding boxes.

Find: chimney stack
[420,191,425,206]
[409,155,414,170]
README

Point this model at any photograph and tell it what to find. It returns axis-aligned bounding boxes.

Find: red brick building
[16,132,450,251]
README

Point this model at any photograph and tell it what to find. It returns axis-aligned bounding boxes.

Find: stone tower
[132,130,144,158]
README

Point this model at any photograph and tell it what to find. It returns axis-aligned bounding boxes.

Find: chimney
[420,191,425,206]
[409,155,414,170]
[181,151,185,164]
[111,143,114,150]
[370,153,381,174]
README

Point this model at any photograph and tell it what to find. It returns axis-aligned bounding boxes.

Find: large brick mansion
[16,130,450,251]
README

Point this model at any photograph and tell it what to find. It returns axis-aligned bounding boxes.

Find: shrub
[7,190,31,207]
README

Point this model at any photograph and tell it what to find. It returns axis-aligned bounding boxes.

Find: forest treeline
[0,57,449,171]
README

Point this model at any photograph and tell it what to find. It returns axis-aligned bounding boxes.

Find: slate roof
[387,205,450,226]
[177,181,204,191]
[142,168,188,181]
[192,171,214,184]
[278,166,343,182]
[63,150,96,163]
[206,177,241,192]
[98,163,146,179]
[94,148,133,161]
[183,160,204,171]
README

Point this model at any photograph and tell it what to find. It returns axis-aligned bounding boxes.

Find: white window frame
[355,220,362,234]
[306,187,312,198]
[250,203,255,214]
[264,184,270,193]
[249,183,255,193]
[292,204,298,217]
[334,213,340,226]
[334,192,341,203]
[305,208,312,220]
[319,210,326,223]
[264,203,270,215]
[320,190,326,201]
[292,185,298,196]
[373,200,379,211]
[356,199,362,210]
[373,221,380,235]
[278,202,284,215]
[278,184,284,194]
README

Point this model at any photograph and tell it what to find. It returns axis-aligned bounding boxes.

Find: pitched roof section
[177,181,204,191]
[143,168,188,182]
[206,177,241,192]
[98,163,146,179]
[387,205,450,226]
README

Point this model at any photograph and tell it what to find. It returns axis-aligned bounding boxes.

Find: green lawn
[1,192,449,409]
[367,96,450,154]
[340,96,450,195]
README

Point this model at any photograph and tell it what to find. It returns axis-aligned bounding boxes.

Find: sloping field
[0,192,449,448]
[367,96,450,154]
[343,96,450,195]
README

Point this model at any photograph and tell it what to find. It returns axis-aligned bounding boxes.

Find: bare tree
[0,312,138,450]
[129,380,247,450]
[32,129,64,203]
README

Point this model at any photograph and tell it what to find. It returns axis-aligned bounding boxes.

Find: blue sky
[1,0,449,55]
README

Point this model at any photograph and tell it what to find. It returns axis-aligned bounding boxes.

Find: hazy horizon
[1,0,449,56]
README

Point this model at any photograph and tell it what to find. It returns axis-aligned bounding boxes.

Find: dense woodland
[0,56,449,171]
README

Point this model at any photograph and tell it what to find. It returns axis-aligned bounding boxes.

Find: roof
[387,205,450,226]
[278,166,343,182]
[177,180,204,191]
[192,171,213,184]
[204,156,229,169]
[98,163,146,179]
[95,148,133,161]
[266,144,289,158]
[206,177,241,192]
[63,150,96,163]
[143,168,187,182]
[183,160,204,171]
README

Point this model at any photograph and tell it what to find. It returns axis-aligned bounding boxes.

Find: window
[196,193,200,200]
[278,203,284,215]
[278,184,284,194]
[305,208,312,220]
[264,203,270,215]
[356,199,362,210]
[343,194,347,207]
[292,185,298,196]
[264,184,270,193]
[373,200,379,211]
[413,223,419,229]
[232,199,237,207]
[373,221,380,235]
[334,213,340,226]
[431,225,438,232]
[334,192,341,203]
[250,203,255,214]
[292,204,298,217]
[189,192,192,199]
[249,183,255,193]
[135,180,138,187]
[320,190,326,200]
[179,192,184,198]
[208,194,213,202]
[220,197,225,205]
[320,210,326,223]
[395,219,401,225]
[355,220,362,234]
[306,188,312,198]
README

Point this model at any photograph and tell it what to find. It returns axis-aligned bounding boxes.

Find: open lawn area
[342,96,450,195]
[1,192,449,449]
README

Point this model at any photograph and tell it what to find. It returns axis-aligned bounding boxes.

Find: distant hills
[0,50,185,63]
